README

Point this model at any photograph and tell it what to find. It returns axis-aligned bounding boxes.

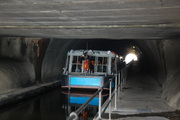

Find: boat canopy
[63,50,117,75]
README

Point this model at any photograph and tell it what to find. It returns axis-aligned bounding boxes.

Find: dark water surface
[0,88,105,120]
[0,88,66,120]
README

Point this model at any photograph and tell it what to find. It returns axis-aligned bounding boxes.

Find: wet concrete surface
[0,81,60,106]
[103,69,180,120]
[102,110,180,120]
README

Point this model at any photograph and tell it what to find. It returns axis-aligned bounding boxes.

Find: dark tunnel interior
[0,38,180,112]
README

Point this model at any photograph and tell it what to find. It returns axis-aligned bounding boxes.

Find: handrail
[68,75,116,120]
[68,88,101,120]
[68,67,127,120]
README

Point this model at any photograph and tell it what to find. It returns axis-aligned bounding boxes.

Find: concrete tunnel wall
[161,40,180,109]
[0,38,37,93]
[0,37,50,93]
[41,39,84,82]
[0,37,180,110]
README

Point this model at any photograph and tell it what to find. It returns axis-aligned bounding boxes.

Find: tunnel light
[119,56,123,60]
[125,53,138,64]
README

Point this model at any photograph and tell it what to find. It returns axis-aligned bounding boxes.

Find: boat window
[89,56,95,73]
[71,56,84,72]
[72,56,78,63]
[111,57,116,73]
[96,57,107,73]
[70,55,109,74]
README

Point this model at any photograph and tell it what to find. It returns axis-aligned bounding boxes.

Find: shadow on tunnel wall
[41,39,84,82]
[0,37,50,94]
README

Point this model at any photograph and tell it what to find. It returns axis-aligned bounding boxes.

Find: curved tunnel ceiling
[42,39,161,84]
[42,39,180,109]
[0,0,180,39]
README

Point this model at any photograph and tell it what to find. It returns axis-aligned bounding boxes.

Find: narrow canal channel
[0,87,105,120]
[0,88,66,120]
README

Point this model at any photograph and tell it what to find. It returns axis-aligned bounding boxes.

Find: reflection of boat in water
[61,50,118,90]
[62,90,108,120]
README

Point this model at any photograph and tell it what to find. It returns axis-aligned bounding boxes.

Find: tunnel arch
[41,39,180,109]
[0,38,179,110]
[42,39,161,83]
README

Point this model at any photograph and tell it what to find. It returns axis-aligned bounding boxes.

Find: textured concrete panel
[0,0,180,39]
[0,38,39,94]
[161,40,180,110]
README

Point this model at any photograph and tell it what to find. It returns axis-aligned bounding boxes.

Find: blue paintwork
[111,81,115,88]
[70,96,99,106]
[70,77,101,86]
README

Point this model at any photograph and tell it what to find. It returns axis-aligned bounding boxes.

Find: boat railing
[68,67,127,120]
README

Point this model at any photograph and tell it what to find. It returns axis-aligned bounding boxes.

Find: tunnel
[0,38,180,110]
[36,39,180,110]
[0,0,180,119]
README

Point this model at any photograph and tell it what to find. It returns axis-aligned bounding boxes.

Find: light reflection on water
[62,89,108,120]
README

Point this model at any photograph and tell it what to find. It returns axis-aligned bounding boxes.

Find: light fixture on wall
[125,53,138,64]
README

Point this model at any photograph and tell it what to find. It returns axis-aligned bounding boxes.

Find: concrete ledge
[0,80,60,106]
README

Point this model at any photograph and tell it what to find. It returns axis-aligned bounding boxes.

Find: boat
[61,50,118,90]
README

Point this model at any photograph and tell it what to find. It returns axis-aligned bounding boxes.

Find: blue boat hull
[61,75,114,89]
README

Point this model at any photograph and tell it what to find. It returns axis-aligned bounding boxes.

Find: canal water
[0,88,107,120]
